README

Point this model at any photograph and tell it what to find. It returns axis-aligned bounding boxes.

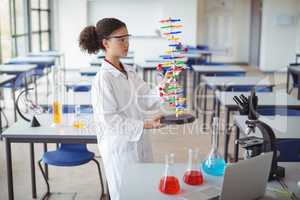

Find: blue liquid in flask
[202,157,226,176]
[202,117,226,176]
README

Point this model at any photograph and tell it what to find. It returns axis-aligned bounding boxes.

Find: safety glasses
[105,34,132,43]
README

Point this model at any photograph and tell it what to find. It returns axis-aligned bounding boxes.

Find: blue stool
[276,139,300,162]
[38,104,104,200]
[74,85,91,92]
[38,144,104,199]
[80,72,97,76]
[196,45,209,50]
[66,85,91,92]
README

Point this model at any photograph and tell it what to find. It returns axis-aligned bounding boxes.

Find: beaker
[183,148,204,185]
[159,153,181,195]
[202,117,226,176]
[72,83,88,129]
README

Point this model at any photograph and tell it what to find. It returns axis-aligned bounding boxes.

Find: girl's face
[103,26,130,58]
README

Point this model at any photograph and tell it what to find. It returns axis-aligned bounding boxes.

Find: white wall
[233,0,251,63]
[199,0,251,63]
[260,0,299,71]
[53,0,199,67]
[53,0,93,68]
[161,0,198,46]
[87,0,198,63]
[53,0,252,66]
[88,0,162,36]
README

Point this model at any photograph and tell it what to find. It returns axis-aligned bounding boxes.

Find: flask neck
[212,119,220,151]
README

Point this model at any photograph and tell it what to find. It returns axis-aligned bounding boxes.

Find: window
[31,0,51,52]
[10,0,30,56]
[5,0,51,58]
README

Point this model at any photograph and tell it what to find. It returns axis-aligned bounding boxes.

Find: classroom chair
[38,144,105,200]
[276,139,300,162]
[37,104,104,199]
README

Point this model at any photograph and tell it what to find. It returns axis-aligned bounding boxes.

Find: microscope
[233,89,285,180]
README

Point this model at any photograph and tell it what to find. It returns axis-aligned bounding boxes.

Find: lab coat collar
[101,59,134,78]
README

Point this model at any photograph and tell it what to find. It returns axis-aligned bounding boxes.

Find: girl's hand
[144,119,164,129]
[153,114,164,123]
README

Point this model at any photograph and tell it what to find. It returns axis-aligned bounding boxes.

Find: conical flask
[183,148,204,185]
[159,153,181,195]
[202,117,226,176]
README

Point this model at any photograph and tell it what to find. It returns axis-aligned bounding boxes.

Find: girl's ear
[102,39,109,50]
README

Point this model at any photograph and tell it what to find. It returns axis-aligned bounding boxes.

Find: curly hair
[79,18,126,54]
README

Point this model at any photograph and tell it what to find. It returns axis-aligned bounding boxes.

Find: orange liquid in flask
[183,170,204,185]
[159,176,180,195]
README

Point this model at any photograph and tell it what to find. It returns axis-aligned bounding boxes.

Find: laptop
[184,152,273,200]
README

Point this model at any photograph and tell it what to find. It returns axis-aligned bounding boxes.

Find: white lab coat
[91,60,160,200]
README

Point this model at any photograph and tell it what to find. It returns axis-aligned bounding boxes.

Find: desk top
[27,51,63,57]
[0,74,16,85]
[120,163,299,199]
[8,56,56,64]
[183,53,203,58]
[2,114,96,140]
[144,58,166,63]
[202,76,273,89]
[0,64,37,73]
[234,115,300,139]
[192,65,245,73]
[135,62,160,69]
[216,91,300,108]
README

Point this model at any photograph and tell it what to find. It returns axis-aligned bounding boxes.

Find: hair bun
[79,25,101,54]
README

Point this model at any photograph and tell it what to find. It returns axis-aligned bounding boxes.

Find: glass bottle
[159,153,181,195]
[183,148,204,185]
[202,117,226,176]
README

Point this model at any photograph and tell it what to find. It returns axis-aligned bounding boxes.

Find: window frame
[8,0,52,57]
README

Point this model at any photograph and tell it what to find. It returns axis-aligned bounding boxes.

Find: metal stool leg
[38,159,51,200]
[92,159,105,200]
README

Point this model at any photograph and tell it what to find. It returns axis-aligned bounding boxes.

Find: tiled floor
[0,66,294,199]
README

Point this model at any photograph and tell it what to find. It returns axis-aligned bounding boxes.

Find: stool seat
[42,144,94,167]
